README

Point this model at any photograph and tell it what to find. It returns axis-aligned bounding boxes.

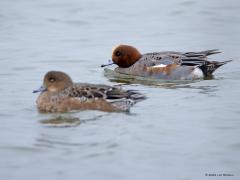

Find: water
[0,0,240,179]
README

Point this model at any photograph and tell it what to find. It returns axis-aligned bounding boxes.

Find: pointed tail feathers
[199,49,221,56]
[126,90,146,102]
[108,89,146,112]
[200,59,232,76]
[184,49,221,57]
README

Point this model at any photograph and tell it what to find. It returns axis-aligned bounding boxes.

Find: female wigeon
[33,71,145,112]
[101,45,232,80]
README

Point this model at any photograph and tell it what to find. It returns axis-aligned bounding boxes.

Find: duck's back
[37,83,145,112]
[115,49,230,79]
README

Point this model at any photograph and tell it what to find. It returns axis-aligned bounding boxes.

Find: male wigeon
[101,45,232,80]
[33,71,145,112]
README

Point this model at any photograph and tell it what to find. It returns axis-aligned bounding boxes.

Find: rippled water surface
[0,0,240,179]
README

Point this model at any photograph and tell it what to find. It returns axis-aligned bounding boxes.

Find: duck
[101,45,232,80]
[33,71,145,112]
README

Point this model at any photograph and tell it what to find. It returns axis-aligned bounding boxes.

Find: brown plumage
[33,71,145,112]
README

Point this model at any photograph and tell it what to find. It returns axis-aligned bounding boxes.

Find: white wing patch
[152,64,167,68]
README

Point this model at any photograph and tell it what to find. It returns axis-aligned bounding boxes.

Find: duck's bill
[33,86,47,93]
[101,60,115,68]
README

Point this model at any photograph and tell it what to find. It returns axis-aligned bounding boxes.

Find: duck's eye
[115,51,122,57]
[49,78,55,83]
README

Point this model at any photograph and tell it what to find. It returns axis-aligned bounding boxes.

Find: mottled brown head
[112,45,142,68]
[43,71,73,93]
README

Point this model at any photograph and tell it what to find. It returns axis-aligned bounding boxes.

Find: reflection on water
[104,68,218,94]
[39,114,107,128]
[104,68,225,100]
[39,115,81,127]
[104,68,200,86]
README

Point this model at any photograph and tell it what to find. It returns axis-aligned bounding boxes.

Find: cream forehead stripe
[112,44,123,53]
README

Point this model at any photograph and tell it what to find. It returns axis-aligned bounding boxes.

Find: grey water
[0,0,240,179]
